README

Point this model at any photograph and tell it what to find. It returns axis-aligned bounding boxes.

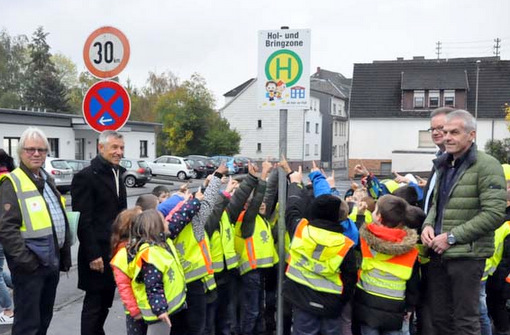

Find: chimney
[316,66,321,73]
[397,57,404,61]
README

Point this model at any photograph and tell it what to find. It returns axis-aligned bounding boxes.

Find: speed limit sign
[83,26,130,79]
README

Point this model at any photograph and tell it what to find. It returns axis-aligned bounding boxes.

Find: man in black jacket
[71,130,127,335]
[0,127,72,335]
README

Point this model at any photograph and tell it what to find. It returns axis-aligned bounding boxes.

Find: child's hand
[325,170,335,188]
[358,201,368,215]
[393,171,409,184]
[289,166,302,184]
[133,313,142,320]
[225,176,237,194]
[158,312,172,327]
[195,189,204,201]
[311,160,320,173]
[279,155,292,174]
[416,175,427,187]
[354,164,369,177]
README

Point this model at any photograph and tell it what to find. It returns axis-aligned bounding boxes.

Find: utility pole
[494,38,501,57]
[436,41,442,59]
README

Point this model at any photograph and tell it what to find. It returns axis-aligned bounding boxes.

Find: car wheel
[190,170,198,179]
[177,171,186,180]
[125,175,137,188]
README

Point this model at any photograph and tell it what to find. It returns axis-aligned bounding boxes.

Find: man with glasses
[0,127,72,335]
[421,110,506,335]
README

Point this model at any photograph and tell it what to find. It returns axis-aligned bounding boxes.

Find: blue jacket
[158,194,184,217]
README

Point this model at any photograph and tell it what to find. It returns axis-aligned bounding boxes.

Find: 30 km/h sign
[83,26,130,79]
[82,80,131,132]
[257,29,310,110]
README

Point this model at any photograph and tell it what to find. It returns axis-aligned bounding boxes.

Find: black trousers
[172,280,208,335]
[11,265,60,335]
[80,286,116,335]
[428,257,485,335]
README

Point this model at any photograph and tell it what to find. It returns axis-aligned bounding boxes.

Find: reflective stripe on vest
[0,169,55,239]
[235,211,279,275]
[357,236,418,301]
[201,273,217,291]
[173,224,214,284]
[132,242,187,321]
[285,219,354,294]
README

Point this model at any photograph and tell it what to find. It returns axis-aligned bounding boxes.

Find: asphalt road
[0,170,352,334]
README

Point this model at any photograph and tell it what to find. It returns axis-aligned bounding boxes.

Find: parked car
[65,159,90,175]
[120,158,152,187]
[149,155,194,180]
[43,157,73,194]
[210,155,238,175]
[234,157,250,174]
[185,155,217,176]
[186,158,208,179]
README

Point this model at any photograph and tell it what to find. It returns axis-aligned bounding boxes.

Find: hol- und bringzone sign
[257,29,310,110]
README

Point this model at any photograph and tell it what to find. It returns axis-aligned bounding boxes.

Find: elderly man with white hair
[0,127,72,335]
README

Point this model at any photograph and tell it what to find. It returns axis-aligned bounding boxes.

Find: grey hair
[430,107,455,119]
[98,130,123,145]
[446,109,477,132]
[17,127,50,158]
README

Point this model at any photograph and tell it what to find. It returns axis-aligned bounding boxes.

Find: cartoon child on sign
[265,81,277,101]
[276,80,286,100]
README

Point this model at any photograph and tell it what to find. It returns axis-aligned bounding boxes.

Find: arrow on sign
[99,116,113,125]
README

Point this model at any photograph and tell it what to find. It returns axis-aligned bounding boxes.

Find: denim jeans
[240,269,264,335]
[360,324,403,335]
[479,281,492,335]
[0,244,13,310]
[292,307,343,335]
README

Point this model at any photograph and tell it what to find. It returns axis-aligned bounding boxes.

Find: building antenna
[494,38,501,57]
[436,41,442,60]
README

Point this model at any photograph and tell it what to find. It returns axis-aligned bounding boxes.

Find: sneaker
[0,312,13,325]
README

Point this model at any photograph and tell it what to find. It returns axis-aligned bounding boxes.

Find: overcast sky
[2,0,509,108]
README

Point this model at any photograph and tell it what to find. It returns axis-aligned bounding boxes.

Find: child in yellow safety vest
[354,195,421,335]
[283,167,358,335]
[128,209,186,335]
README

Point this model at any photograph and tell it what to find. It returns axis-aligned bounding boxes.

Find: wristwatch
[447,232,456,245]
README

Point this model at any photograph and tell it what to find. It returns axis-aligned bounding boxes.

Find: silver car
[120,158,152,187]
[43,158,74,194]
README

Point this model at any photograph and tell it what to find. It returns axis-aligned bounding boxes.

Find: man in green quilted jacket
[421,109,506,335]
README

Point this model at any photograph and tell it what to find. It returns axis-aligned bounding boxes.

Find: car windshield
[51,160,71,169]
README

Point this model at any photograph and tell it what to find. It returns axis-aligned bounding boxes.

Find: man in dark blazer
[71,130,127,335]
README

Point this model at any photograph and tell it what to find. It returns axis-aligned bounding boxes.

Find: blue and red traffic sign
[82,80,131,132]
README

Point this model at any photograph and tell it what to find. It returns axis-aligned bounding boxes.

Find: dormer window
[414,90,425,108]
[429,90,440,108]
[444,90,455,107]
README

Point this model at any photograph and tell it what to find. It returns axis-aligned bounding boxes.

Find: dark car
[234,157,250,174]
[120,158,152,187]
[65,159,91,175]
[185,155,217,176]
[186,158,208,179]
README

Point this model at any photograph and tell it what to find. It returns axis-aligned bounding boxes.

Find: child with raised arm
[354,195,420,335]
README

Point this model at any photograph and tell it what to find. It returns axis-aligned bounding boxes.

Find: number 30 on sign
[83,26,130,79]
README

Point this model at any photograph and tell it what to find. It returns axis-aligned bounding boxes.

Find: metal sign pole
[276,108,288,335]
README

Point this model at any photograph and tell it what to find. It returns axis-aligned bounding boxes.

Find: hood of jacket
[360,224,418,256]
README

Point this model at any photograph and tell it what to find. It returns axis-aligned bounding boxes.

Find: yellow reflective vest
[210,211,239,273]
[348,206,373,224]
[173,223,216,291]
[131,242,186,321]
[285,219,354,294]
[235,211,279,275]
[0,168,63,239]
[483,221,510,281]
[357,237,418,301]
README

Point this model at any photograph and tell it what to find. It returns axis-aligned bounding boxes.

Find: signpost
[82,80,131,132]
[257,27,311,335]
[83,26,130,79]
[257,29,311,110]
